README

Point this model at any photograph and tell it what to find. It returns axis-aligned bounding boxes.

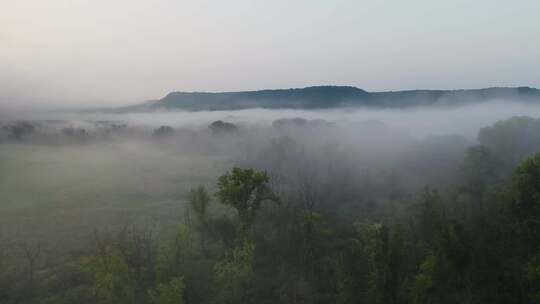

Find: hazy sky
[1,0,540,108]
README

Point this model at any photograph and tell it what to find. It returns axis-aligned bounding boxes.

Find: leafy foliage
[216,167,278,233]
[213,241,255,304]
[6,116,540,303]
[187,185,210,223]
[148,277,185,304]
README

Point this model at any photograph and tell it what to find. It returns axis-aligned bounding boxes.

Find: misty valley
[2,103,540,303]
[4,0,540,302]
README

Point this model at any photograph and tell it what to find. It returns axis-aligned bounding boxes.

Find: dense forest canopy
[2,115,540,303]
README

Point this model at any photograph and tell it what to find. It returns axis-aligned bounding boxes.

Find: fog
[4,101,540,203]
[3,0,540,300]
[11,100,540,140]
[4,96,540,303]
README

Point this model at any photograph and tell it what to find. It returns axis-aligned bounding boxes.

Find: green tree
[507,152,540,226]
[213,241,255,304]
[90,250,137,304]
[148,277,185,304]
[187,185,210,224]
[155,225,193,284]
[360,223,407,304]
[413,188,444,250]
[216,167,278,234]
[187,186,212,254]
[527,249,540,303]
[505,152,540,301]
[478,116,540,168]
[88,228,156,304]
[411,253,436,304]
[461,145,501,211]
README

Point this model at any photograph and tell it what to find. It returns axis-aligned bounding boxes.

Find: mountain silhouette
[125,85,540,111]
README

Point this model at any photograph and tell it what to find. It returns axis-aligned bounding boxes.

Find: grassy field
[0,142,225,263]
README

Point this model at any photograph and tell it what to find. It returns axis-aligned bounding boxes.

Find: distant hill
[123,86,540,111]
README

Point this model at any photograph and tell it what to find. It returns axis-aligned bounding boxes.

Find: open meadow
[0,141,225,264]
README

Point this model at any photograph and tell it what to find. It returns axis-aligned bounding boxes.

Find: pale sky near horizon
[1,0,540,109]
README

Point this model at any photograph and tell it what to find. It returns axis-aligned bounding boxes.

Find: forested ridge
[140,86,540,111]
[3,116,540,303]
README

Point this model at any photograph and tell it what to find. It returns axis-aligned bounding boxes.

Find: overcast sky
[1,0,540,109]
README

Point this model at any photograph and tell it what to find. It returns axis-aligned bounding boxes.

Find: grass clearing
[0,142,225,262]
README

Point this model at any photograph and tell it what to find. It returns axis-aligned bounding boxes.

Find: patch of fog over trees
[3,103,540,302]
[0,112,472,195]
[4,103,540,195]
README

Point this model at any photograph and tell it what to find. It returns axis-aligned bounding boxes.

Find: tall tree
[216,167,278,234]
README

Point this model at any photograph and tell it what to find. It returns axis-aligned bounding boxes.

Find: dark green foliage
[90,249,137,304]
[216,167,278,233]
[187,185,210,223]
[7,117,540,303]
[507,152,540,223]
[213,241,255,304]
[461,145,501,195]
[148,277,185,304]
[479,116,540,168]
